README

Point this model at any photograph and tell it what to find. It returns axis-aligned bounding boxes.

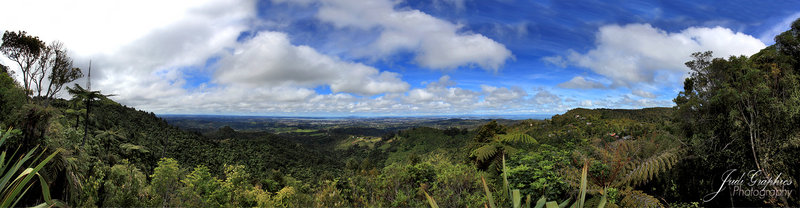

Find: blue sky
[1,0,798,116]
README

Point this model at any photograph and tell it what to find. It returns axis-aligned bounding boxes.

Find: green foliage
[0,69,26,126]
[674,18,800,206]
[102,160,147,207]
[148,158,182,207]
[77,165,104,207]
[470,123,537,172]
[0,128,60,207]
[222,164,256,207]
[465,156,586,208]
[620,147,684,187]
[179,165,228,207]
[314,179,350,207]
[332,154,483,207]
[619,189,662,208]
[567,138,678,208]
[507,145,570,200]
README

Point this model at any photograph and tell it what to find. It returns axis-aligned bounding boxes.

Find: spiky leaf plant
[0,128,61,207]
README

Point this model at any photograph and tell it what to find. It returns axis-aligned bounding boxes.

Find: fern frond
[498,133,537,144]
[472,144,498,162]
[618,147,684,187]
[504,145,519,155]
[620,189,663,208]
[590,145,613,161]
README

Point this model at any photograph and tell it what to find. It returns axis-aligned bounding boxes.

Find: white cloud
[1,0,257,104]
[632,89,657,98]
[214,31,409,96]
[404,76,480,110]
[564,23,766,88]
[580,100,593,107]
[481,85,527,104]
[558,76,607,89]
[314,0,512,71]
[585,94,673,110]
[0,0,254,57]
[532,90,561,105]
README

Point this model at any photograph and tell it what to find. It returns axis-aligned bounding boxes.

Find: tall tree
[1,31,82,101]
[67,84,104,148]
[1,31,45,95]
[41,41,82,101]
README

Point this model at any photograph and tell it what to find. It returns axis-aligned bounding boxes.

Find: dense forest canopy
[0,18,798,208]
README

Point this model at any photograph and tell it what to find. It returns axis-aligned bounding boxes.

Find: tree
[1,31,82,101]
[675,19,800,206]
[0,66,26,125]
[223,164,255,206]
[149,158,184,207]
[103,160,148,207]
[180,165,229,207]
[470,121,536,172]
[66,84,105,148]
[0,31,44,95]
[94,128,127,163]
[40,41,82,102]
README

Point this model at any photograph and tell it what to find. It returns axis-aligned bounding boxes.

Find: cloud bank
[553,23,766,88]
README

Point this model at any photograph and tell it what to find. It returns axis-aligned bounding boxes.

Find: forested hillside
[0,18,798,207]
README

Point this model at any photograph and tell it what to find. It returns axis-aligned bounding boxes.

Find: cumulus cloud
[314,0,512,71]
[214,31,409,96]
[532,90,561,105]
[480,85,527,106]
[631,89,657,98]
[562,24,766,88]
[404,76,480,110]
[558,76,607,89]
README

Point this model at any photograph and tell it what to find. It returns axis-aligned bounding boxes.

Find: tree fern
[618,147,684,187]
[498,133,537,145]
[472,144,498,163]
[472,131,536,171]
[619,189,663,208]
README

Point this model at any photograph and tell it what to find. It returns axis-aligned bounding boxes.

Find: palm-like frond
[618,147,684,187]
[497,133,537,144]
[472,144,499,163]
[619,188,663,208]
